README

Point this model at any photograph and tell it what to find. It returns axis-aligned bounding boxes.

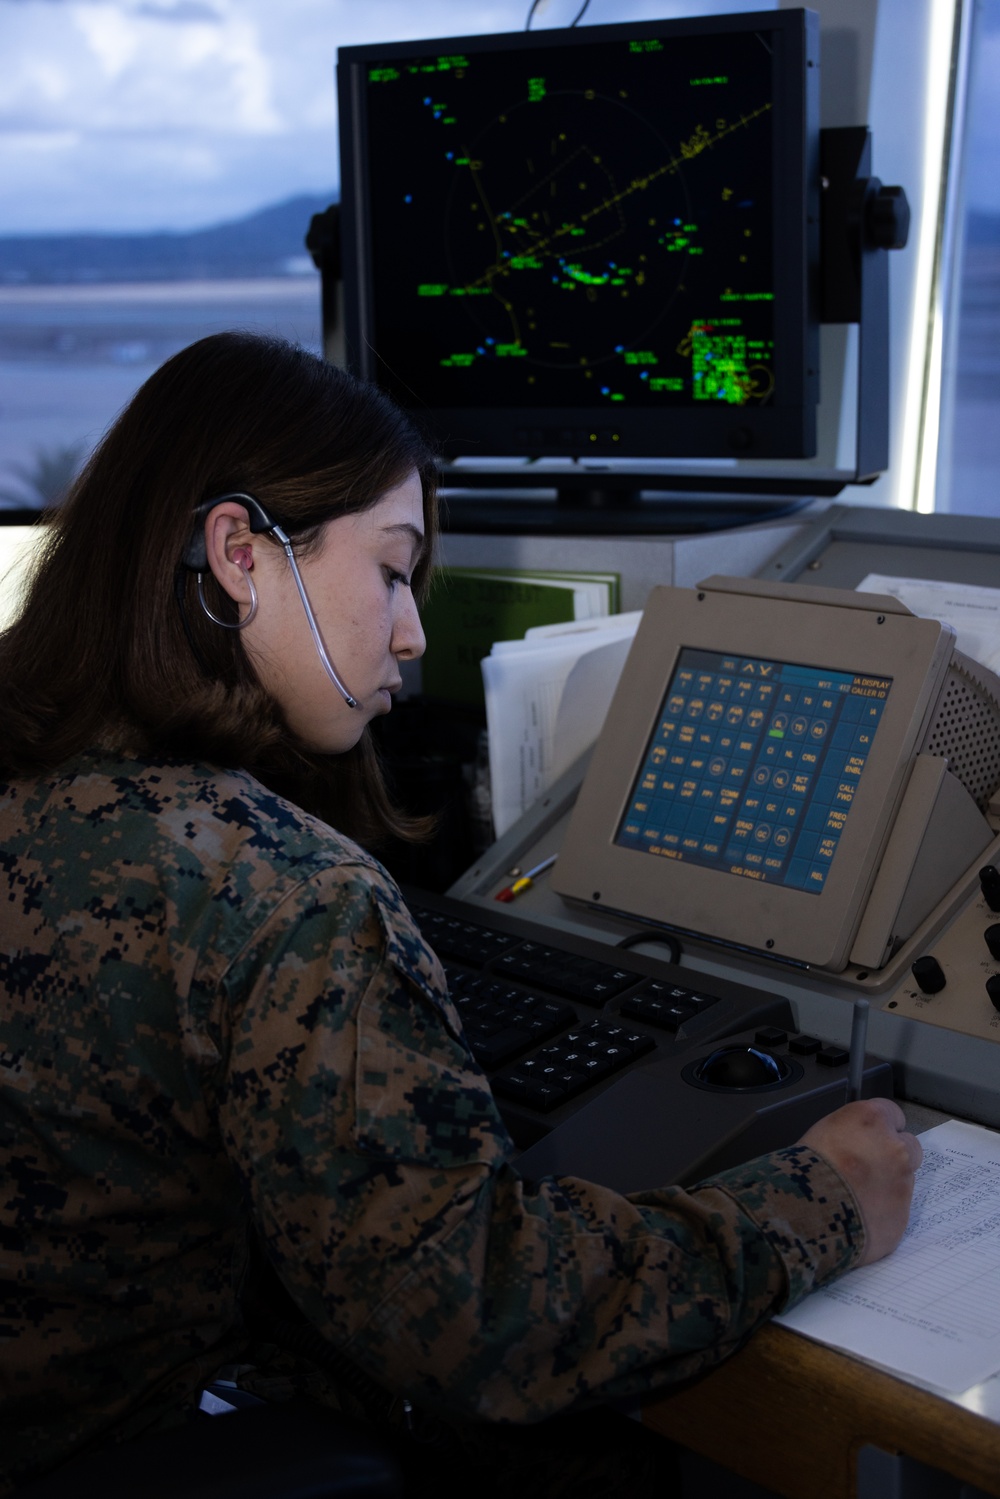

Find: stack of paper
[776,1119,1000,1395]
[0,525,40,631]
[482,612,642,838]
[421,567,620,706]
[858,573,1000,675]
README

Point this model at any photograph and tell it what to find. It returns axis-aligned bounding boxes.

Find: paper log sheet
[775,1120,1000,1394]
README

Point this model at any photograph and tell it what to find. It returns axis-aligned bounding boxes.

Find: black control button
[911,955,946,995]
[986,925,1000,962]
[980,865,1000,913]
[788,1033,822,1055]
[816,1044,850,1067]
[987,974,1000,1014]
[755,1026,788,1047]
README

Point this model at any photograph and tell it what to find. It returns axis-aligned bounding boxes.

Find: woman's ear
[203,503,255,607]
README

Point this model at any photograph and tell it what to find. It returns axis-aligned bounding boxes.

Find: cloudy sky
[3,0,999,236]
[0,0,771,234]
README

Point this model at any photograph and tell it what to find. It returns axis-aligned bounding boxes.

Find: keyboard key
[629,979,680,1003]
[620,995,688,1031]
[469,1016,502,1036]
[494,946,640,1004]
[817,1044,850,1067]
[492,1072,569,1111]
[615,1029,656,1057]
[469,1028,538,1069]
[520,1083,569,1111]
[536,999,574,1023]
[491,1015,657,1113]
[411,908,519,966]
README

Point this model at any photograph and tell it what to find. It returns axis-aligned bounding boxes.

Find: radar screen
[355,27,781,417]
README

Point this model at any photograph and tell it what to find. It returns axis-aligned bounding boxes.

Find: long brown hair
[0,332,438,845]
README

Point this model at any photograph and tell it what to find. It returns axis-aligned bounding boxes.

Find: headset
[179,491,359,709]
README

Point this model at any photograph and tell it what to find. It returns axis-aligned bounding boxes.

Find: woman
[0,333,920,1495]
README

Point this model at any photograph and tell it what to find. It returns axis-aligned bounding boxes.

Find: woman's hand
[800,1098,923,1265]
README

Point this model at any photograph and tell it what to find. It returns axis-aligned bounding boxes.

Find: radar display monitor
[337,9,819,464]
[554,578,983,972]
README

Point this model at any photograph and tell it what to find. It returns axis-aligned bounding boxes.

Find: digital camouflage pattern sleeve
[211,817,864,1420]
[0,752,865,1493]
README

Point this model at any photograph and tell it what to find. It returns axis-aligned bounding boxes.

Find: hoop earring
[196,559,258,629]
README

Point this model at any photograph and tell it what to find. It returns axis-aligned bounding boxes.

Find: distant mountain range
[2,194,997,288]
[0,194,335,285]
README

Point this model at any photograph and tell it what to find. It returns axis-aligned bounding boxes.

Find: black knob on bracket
[987,975,1000,1015]
[980,866,1000,913]
[911,955,946,995]
[985,925,1000,962]
[866,182,910,250]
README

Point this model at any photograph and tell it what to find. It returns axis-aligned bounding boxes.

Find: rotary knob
[985,925,1000,962]
[911,955,946,995]
[987,975,1000,1015]
[980,866,1000,913]
[866,182,910,251]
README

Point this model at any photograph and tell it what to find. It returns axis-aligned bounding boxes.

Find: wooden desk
[643,1322,1000,1499]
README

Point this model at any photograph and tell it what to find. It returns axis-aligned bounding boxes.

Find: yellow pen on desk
[495,854,558,902]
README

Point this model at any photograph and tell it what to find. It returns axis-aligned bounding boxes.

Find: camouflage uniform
[0,751,864,1493]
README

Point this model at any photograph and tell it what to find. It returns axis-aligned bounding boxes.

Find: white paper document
[858,573,1000,676]
[481,615,641,838]
[0,526,38,631]
[776,1120,1000,1394]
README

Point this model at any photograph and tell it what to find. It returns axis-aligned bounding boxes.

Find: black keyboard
[492,1019,655,1112]
[444,966,578,1071]
[406,890,892,1194]
[407,892,792,1122]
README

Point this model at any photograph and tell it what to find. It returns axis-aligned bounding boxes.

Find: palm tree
[0,442,86,509]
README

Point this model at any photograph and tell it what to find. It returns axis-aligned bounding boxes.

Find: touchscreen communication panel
[554,580,954,971]
[615,649,892,894]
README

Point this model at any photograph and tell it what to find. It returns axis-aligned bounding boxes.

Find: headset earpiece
[181,492,283,571]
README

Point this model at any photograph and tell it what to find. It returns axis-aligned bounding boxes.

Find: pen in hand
[846,997,870,1102]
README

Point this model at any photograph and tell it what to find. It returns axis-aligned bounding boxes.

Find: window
[0,0,773,509]
[936,0,1000,516]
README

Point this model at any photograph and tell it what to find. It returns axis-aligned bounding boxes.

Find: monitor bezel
[337,8,820,465]
[553,581,955,971]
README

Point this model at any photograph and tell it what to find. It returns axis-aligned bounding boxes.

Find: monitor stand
[437,466,818,535]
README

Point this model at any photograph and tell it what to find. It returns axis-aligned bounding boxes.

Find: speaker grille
[921,657,1000,812]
